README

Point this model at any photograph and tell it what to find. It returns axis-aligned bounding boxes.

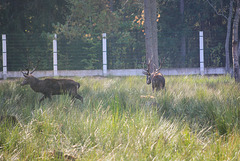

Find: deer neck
[29,76,42,92]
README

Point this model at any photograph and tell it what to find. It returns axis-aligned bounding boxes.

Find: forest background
[0,0,233,71]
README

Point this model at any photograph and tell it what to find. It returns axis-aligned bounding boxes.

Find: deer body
[21,74,83,103]
[143,60,165,92]
[151,72,165,91]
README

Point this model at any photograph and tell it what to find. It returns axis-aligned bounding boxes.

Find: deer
[21,63,83,103]
[142,59,165,92]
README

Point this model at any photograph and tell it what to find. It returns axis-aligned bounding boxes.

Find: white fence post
[199,31,204,75]
[2,34,7,80]
[53,34,58,76]
[102,33,107,76]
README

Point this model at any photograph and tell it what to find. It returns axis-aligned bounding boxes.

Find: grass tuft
[0,75,240,160]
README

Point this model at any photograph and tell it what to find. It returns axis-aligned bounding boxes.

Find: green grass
[0,75,240,160]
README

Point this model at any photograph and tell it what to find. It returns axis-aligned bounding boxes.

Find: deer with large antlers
[142,59,165,92]
[21,62,83,103]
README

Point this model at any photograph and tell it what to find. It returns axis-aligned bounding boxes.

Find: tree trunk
[144,0,158,73]
[109,0,114,12]
[206,0,233,74]
[180,0,186,67]
[225,0,233,74]
[151,0,159,70]
[232,1,240,82]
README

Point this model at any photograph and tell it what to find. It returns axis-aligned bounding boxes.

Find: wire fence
[204,30,229,68]
[1,30,227,72]
[1,34,52,71]
[57,35,102,70]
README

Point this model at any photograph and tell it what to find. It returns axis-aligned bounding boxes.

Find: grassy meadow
[0,75,240,160]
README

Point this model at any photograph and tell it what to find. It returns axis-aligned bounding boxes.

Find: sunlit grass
[0,75,240,160]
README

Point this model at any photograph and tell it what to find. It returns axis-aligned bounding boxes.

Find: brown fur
[151,72,165,92]
[143,68,165,92]
[21,74,83,103]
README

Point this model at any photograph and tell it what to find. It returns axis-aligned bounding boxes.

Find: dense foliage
[0,0,231,70]
[0,76,240,160]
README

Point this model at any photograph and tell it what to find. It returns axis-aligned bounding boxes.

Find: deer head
[21,60,39,86]
[142,58,164,85]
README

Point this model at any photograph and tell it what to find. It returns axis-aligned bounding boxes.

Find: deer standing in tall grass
[143,60,165,92]
[21,63,83,103]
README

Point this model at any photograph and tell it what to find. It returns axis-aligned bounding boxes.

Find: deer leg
[47,95,52,101]
[39,95,52,103]
[152,84,155,93]
[74,94,83,103]
[39,95,46,103]
[160,83,164,90]
[69,89,83,103]
[156,84,160,91]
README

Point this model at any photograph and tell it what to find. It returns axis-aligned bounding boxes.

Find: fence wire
[57,35,102,70]
[2,34,52,71]
[1,31,227,72]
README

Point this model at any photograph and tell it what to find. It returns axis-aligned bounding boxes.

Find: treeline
[0,0,230,70]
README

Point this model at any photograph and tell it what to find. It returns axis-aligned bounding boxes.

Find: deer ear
[21,71,27,77]
[142,71,149,75]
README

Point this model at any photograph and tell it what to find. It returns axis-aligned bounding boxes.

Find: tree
[226,0,233,73]
[54,0,119,39]
[0,0,68,70]
[205,0,233,74]
[144,0,159,73]
[232,0,240,82]
[0,0,68,34]
[180,0,186,67]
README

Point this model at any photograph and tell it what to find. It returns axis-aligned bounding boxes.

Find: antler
[21,63,30,76]
[21,59,40,76]
[156,58,165,72]
[21,70,28,76]
[30,59,40,74]
[142,60,151,75]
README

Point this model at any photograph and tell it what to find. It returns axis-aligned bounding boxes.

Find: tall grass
[0,75,240,160]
